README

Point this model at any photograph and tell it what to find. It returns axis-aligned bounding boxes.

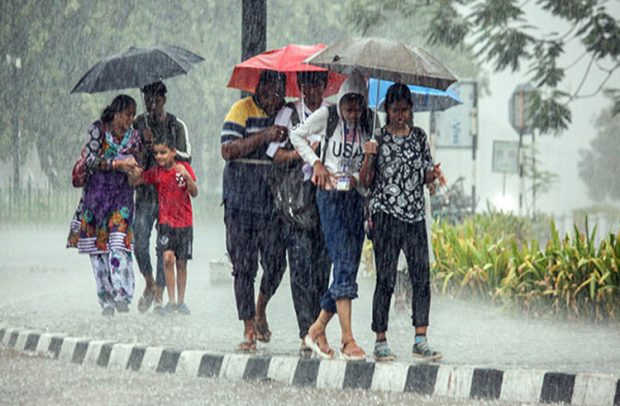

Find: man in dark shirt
[133,81,192,315]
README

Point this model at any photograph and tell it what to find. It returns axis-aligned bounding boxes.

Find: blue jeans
[316,189,365,313]
[133,199,165,288]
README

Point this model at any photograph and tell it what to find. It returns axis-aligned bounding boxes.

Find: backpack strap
[321,105,340,164]
[167,112,177,143]
[277,103,300,153]
[325,105,339,140]
[361,107,377,138]
[285,102,300,128]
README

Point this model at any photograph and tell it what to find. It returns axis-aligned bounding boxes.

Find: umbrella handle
[371,79,381,140]
[141,92,150,129]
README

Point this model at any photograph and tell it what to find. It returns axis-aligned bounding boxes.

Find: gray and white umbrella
[305,37,457,91]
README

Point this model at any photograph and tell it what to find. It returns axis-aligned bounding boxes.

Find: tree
[346,0,620,134]
[578,102,620,201]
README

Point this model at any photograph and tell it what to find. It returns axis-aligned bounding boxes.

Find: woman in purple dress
[68,95,143,316]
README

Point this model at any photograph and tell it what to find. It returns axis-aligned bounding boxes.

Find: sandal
[303,334,334,359]
[300,341,313,358]
[237,337,257,353]
[373,341,397,362]
[137,287,156,314]
[340,340,366,361]
[254,319,272,343]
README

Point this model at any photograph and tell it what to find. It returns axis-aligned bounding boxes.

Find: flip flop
[254,319,272,343]
[137,287,155,313]
[237,337,256,353]
[303,335,334,360]
[340,341,366,361]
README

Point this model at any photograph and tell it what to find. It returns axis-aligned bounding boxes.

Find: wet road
[0,348,538,405]
[1,220,619,375]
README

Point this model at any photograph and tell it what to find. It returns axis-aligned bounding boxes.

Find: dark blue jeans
[286,222,331,338]
[225,207,287,321]
[133,199,165,288]
[316,189,365,313]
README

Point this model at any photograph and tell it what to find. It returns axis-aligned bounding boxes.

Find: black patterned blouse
[368,126,434,223]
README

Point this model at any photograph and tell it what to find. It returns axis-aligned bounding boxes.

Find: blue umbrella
[368,78,462,112]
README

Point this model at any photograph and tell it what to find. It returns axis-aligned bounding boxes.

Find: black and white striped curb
[2,327,619,405]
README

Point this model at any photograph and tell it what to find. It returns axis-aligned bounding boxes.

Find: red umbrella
[226,44,347,97]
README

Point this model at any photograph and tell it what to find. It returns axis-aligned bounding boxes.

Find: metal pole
[532,131,536,220]
[518,130,524,216]
[470,81,478,214]
[241,0,266,98]
[12,58,20,197]
[429,111,437,157]
[371,79,381,139]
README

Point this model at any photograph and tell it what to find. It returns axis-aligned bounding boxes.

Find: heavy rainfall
[1,1,619,405]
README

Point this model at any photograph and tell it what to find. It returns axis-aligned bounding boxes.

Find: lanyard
[342,122,359,146]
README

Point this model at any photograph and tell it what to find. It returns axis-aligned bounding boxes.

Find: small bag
[71,146,89,188]
[270,158,320,230]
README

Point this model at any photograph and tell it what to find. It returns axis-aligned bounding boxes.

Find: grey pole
[532,130,536,220]
[10,55,22,196]
[471,81,478,214]
[241,0,266,98]
[518,129,524,216]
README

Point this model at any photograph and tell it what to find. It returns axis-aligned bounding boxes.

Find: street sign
[492,140,519,174]
[435,81,476,148]
[509,83,535,135]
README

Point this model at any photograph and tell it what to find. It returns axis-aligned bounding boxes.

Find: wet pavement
[1,221,619,376]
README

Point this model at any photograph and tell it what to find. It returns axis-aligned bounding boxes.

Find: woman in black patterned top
[360,83,443,362]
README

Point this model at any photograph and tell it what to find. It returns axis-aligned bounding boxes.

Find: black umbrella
[70,45,204,94]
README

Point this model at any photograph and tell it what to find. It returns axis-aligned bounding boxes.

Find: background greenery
[431,212,620,321]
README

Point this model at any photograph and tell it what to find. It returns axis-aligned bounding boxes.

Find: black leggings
[371,211,430,332]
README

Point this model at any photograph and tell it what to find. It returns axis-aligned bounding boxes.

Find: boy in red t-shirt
[136,138,198,315]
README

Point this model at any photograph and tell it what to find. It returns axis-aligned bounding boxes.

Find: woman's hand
[311,161,334,189]
[127,165,143,179]
[363,139,378,155]
[360,140,378,188]
[425,163,445,195]
[433,163,446,186]
[114,156,142,178]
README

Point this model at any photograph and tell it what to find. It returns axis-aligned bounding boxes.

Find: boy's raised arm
[177,164,198,197]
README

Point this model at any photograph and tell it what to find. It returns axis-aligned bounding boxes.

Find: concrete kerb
[1,326,619,405]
